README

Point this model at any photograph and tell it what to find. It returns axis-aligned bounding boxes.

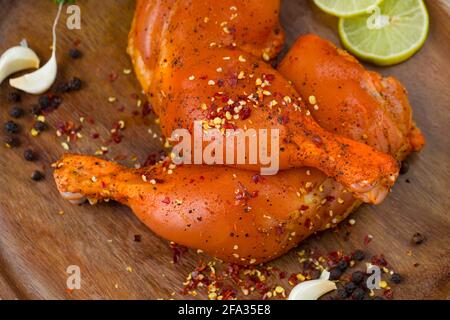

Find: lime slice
[339,0,429,66]
[313,0,384,18]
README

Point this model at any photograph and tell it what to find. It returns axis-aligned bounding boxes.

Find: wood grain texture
[0,0,449,300]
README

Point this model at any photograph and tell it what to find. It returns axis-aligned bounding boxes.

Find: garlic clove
[288,270,336,300]
[0,46,40,85]
[9,2,63,95]
[9,52,57,95]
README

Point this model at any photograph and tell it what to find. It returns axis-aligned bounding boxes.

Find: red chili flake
[263,74,275,81]
[162,197,171,204]
[170,242,188,264]
[304,219,313,229]
[199,75,208,80]
[142,102,153,117]
[108,72,118,82]
[383,288,394,299]
[240,106,251,120]
[251,190,259,198]
[277,114,289,125]
[364,234,373,246]
[300,205,309,211]
[371,254,388,267]
[222,123,237,130]
[325,195,335,202]
[275,225,285,235]
[91,133,100,139]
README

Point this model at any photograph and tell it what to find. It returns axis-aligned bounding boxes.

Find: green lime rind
[339,0,429,66]
[314,0,384,18]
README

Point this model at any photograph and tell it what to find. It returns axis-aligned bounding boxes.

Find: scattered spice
[400,161,410,175]
[411,232,426,245]
[31,170,44,181]
[391,273,403,284]
[24,149,36,161]
[4,121,20,134]
[4,136,20,148]
[9,106,24,119]
[69,48,82,59]
[134,234,142,242]
[7,91,21,103]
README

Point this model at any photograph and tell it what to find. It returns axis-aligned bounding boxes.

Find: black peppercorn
[4,136,20,148]
[68,77,82,91]
[134,234,142,242]
[9,106,24,118]
[351,271,365,284]
[7,91,21,102]
[38,95,50,109]
[24,149,36,161]
[34,121,47,132]
[338,260,348,271]
[56,82,70,93]
[337,288,348,299]
[400,161,410,175]
[352,250,365,261]
[344,282,357,294]
[69,48,82,59]
[31,170,44,181]
[5,121,20,134]
[391,273,403,284]
[30,104,42,116]
[329,267,342,280]
[351,288,366,300]
[412,232,426,245]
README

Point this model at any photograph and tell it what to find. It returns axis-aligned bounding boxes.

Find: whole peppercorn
[68,77,82,91]
[9,106,24,119]
[344,282,357,294]
[329,267,342,280]
[412,232,426,245]
[30,104,42,116]
[4,136,20,148]
[8,91,21,102]
[352,288,366,300]
[34,121,47,132]
[5,121,20,134]
[24,149,36,161]
[391,273,403,284]
[351,271,365,284]
[338,260,348,271]
[31,170,44,181]
[400,161,410,175]
[69,48,82,59]
[38,95,50,109]
[337,288,348,299]
[134,234,142,242]
[352,250,366,261]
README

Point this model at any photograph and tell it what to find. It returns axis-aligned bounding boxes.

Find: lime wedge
[339,0,429,66]
[313,0,384,18]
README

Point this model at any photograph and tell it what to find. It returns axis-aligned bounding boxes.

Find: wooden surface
[0,0,449,300]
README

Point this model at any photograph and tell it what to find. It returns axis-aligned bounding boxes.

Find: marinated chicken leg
[127,0,400,204]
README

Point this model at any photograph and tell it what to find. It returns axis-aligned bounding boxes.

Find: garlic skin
[288,270,337,300]
[0,46,40,85]
[9,3,63,95]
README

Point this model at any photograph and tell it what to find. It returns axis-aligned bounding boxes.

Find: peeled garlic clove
[9,2,63,95]
[288,271,337,300]
[9,52,57,95]
[0,46,40,85]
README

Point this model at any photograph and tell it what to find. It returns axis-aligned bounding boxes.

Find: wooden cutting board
[0,0,448,300]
